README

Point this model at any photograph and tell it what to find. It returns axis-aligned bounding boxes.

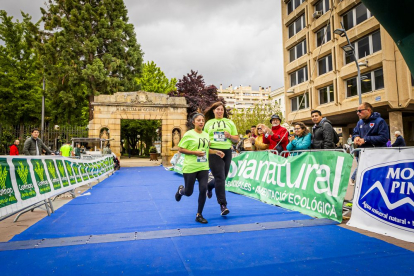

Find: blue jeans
[351,156,359,181]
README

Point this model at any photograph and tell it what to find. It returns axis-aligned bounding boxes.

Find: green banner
[12,159,36,200]
[72,163,83,183]
[64,160,77,185]
[56,160,69,187]
[225,151,352,222]
[0,159,17,207]
[79,163,90,181]
[173,154,185,174]
[45,159,62,190]
[31,159,52,194]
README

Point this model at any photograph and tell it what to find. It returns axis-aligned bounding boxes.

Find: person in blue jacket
[351,102,389,183]
[392,131,406,147]
[287,122,311,155]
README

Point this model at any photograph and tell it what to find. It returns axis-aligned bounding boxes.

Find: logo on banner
[358,162,414,231]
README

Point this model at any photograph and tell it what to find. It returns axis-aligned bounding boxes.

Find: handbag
[243,138,253,151]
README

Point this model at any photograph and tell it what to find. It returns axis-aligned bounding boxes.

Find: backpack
[323,122,339,145]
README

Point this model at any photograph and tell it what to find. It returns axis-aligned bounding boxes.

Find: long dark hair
[204,102,228,121]
[294,122,309,137]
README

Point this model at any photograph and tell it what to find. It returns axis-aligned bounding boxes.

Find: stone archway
[88,91,187,165]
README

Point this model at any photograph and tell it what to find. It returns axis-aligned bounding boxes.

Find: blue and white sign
[348,148,414,242]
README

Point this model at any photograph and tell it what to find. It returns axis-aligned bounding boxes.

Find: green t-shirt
[203,118,238,149]
[177,130,210,174]
[60,144,73,157]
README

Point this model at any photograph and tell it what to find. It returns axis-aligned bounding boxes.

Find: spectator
[23,129,53,156]
[74,143,81,157]
[60,142,74,157]
[9,140,20,155]
[250,126,269,151]
[347,134,354,152]
[259,114,289,154]
[250,126,257,138]
[286,122,311,154]
[311,110,336,149]
[244,130,251,138]
[392,131,406,147]
[351,102,389,183]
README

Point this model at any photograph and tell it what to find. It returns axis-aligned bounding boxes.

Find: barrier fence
[0,155,115,220]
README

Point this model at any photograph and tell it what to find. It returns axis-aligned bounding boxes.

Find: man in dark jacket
[353,102,389,148]
[311,110,336,149]
[351,102,389,183]
[392,131,406,147]
[23,129,54,156]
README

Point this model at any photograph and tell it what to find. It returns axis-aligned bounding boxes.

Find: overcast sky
[2,0,284,90]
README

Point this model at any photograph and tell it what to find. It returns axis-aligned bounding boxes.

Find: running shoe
[206,188,213,199]
[220,204,230,216]
[175,185,184,202]
[195,214,208,224]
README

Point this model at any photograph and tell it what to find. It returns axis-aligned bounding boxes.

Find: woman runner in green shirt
[175,113,225,223]
[204,102,239,216]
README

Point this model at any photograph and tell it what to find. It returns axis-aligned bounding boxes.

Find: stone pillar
[389,111,403,143]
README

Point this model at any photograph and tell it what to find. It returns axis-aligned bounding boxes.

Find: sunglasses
[357,109,367,113]
[257,128,262,130]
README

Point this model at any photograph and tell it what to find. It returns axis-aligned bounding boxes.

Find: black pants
[209,148,232,206]
[183,170,209,214]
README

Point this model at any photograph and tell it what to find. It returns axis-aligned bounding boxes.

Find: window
[316,25,331,47]
[318,54,333,75]
[342,3,372,31]
[314,0,330,14]
[289,40,307,62]
[290,66,308,87]
[346,68,384,97]
[288,14,306,38]
[319,84,334,105]
[291,93,309,111]
[344,31,381,64]
[287,0,304,15]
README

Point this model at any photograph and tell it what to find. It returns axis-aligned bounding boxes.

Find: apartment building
[281,0,414,145]
[269,86,287,119]
[218,84,271,110]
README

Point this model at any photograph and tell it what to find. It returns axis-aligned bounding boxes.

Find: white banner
[347,148,414,242]
[0,155,114,219]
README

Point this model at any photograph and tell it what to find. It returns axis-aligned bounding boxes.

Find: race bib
[197,152,207,163]
[214,131,226,142]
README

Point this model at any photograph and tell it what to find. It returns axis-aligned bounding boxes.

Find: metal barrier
[280,148,347,157]
[232,149,279,158]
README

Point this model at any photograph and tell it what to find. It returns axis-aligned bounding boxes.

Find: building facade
[218,84,271,110]
[269,86,286,119]
[281,0,414,145]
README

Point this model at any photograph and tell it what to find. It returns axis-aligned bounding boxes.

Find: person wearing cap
[258,114,289,154]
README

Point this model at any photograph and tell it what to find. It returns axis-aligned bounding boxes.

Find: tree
[168,70,225,127]
[136,61,177,94]
[0,11,43,125]
[39,0,144,124]
[229,102,284,135]
[121,120,161,156]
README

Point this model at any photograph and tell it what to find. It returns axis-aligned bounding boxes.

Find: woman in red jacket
[9,140,20,155]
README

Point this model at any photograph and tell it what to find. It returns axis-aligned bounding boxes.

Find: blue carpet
[1,225,413,275]
[3,167,413,275]
[12,167,309,240]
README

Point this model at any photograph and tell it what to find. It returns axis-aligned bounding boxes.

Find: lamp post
[334,23,362,105]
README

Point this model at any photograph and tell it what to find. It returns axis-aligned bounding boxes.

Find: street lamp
[334,23,364,104]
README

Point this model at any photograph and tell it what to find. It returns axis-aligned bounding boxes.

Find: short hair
[395,131,401,136]
[362,102,373,111]
[251,126,256,128]
[245,130,251,135]
[311,110,322,116]
[31,128,39,133]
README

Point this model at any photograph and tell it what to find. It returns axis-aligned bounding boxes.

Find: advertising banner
[0,155,113,219]
[347,148,414,242]
[225,151,352,222]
